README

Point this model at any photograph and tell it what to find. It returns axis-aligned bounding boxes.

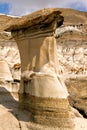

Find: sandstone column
[6,8,74,128]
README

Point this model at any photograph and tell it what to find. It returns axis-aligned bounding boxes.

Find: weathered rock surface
[6,8,76,129]
[5,8,63,31]
[0,14,13,31]
[0,85,87,130]
[66,78,87,118]
[54,9,87,119]
[0,60,13,81]
[0,8,87,130]
[0,31,21,81]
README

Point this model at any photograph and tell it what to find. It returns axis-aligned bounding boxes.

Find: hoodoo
[6,8,75,128]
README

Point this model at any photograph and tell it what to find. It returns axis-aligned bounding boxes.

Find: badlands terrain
[0,8,87,130]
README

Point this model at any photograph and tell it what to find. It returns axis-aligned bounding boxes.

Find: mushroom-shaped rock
[5,8,74,129]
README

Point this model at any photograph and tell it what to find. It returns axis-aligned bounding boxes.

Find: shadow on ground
[0,86,31,123]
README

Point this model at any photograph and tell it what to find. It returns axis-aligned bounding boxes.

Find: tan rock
[5,8,75,129]
[3,8,87,129]
[0,31,21,81]
[0,60,13,81]
[5,8,63,31]
[22,71,68,98]
[14,63,21,70]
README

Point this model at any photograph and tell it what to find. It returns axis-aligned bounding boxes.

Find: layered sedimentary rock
[0,31,21,81]
[55,30,87,76]
[0,31,20,102]
[0,60,13,81]
[0,8,87,129]
[6,8,75,128]
[0,14,13,31]
[54,9,87,118]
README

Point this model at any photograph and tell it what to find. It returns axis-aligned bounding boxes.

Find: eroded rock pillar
[7,9,74,128]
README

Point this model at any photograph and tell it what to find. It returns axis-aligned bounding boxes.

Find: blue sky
[69,1,87,12]
[0,0,87,16]
[0,3,9,14]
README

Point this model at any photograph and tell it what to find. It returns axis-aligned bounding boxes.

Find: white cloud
[0,0,87,16]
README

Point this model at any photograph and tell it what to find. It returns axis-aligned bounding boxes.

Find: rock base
[19,94,75,128]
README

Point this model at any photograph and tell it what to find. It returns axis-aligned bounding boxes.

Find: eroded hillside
[0,8,87,130]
